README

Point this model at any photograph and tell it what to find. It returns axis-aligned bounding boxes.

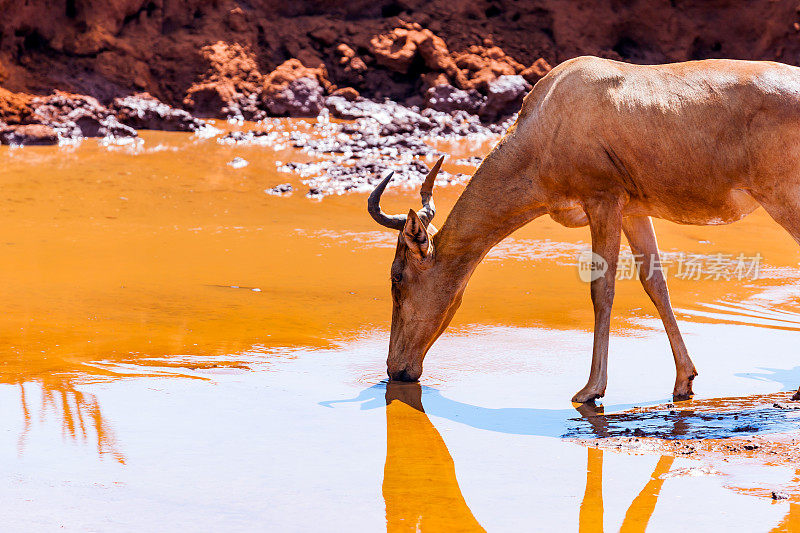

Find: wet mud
[568,393,800,441]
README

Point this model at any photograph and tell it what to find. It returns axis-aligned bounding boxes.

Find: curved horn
[368,172,407,230]
[418,155,443,225]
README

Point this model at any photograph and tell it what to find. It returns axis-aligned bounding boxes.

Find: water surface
[2,123,800,531]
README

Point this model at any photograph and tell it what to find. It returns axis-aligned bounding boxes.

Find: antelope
[369,55,800,403]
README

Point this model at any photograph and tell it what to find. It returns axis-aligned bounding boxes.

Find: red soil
[1,1,799,118]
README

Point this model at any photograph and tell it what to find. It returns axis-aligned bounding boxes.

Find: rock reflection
[15,378,124,463]
[383,381,484,532]
[579,446,673,532]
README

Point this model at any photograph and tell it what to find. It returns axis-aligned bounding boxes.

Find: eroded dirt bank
[3,0,799,105]
[3,1,800,143]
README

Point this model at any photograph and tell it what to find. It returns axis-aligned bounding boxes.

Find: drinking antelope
[369,56,800,403]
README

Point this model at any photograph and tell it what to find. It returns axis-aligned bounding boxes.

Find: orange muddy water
[2,122,800,531]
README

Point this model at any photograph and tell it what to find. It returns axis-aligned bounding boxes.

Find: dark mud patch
[565,395,800,440]
[569,393,800,480]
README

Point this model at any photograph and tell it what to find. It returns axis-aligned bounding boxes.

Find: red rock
[183,42,264,118]
[452,44,526,92]
[420,72,449,90]
[521,58,553,85]
[263,59,331,93]
[0,88,33,124]
[416,31,452,72]
[455,54,486,72]
[262,59,331,117]
[184,81,240,118]
[0,124,58,145]
[2,1,799,123]
[225,7,249,33]
[369,28,419,73]
[197,42,263,93]
[336,44,367,73]
[31,91,136,138]
[331,87,360,101]
[336,43,356,61]
[309,27,338,47]
[264,77,325,117]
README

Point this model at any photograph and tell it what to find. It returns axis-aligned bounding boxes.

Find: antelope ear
[402,209,431,260]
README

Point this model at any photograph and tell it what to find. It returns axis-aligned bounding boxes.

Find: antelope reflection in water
[579,446,674,533]
[573,403,674,532]
[328,384,800,530]
[381,384,675,532]
[15,377,124,463]
[383,381,484,532]
[575,401,800,533]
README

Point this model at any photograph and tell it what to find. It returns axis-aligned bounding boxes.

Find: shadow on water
[321,383,667,438]
[323,383,800,440]
[735,366,800,391]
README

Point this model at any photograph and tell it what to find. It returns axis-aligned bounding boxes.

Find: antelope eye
[391,272,403,283]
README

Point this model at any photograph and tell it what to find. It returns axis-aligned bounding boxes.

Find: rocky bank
[3,0,800,124]
[0,12,549,143]
[3,1,800,193]
[3,0,800,128]
[3,0,799,108]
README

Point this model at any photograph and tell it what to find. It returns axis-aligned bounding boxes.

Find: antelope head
[369,156,461,382]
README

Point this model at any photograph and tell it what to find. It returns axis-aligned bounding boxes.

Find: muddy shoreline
[1,89,517,198]
[570,392,800,501]
[1,19,535,199]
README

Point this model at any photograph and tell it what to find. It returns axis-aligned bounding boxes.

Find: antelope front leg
[573,198,623,404]
[622,216,698,400]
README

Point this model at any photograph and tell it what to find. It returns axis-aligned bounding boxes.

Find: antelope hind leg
[622,216,698,400]
[753,193,800,400]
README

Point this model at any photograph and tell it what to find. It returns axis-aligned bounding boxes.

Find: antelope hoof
[673,371,697,401]
[673,381,694,401]
[572,387,605,404]
[672,390,694,401]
